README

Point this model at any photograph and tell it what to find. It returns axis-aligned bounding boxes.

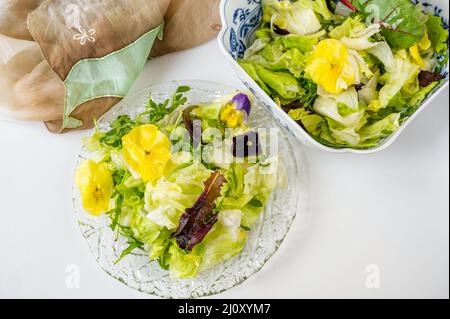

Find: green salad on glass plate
[73,81,303,297]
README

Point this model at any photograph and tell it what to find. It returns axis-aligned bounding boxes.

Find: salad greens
[76,87,283,279]
[239,0,448,149]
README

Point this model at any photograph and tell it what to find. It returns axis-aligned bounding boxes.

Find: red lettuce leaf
[172,171,227,252]
[418,70,444,87]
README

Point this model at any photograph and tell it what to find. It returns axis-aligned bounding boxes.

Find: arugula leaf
[108,196,144,265]
[99,115,135,148]
[354,0,427,49]
[97,86,191,150]
[114,227,144,265]
[156,242,172,270]
[136,86,191,124]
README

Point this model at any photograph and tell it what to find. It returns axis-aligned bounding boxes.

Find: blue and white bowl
[218,0,449,153]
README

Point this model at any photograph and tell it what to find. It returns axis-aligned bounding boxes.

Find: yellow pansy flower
[75,160,113,216]
[305,39,356,94]
[122,124,171,182]
[220,104,244,128]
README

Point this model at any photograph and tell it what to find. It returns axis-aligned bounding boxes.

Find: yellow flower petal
[75,160,113,216]
[409,45,425,68]
[305,39,356,94]
[220,104,244,128]
[367,99,382,112]
[418,32,431,51]
[122,124,171,182]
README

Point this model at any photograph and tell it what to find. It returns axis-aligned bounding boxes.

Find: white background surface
[0,40,448,299]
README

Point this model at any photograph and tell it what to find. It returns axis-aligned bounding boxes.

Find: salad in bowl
[74,85,287,280]
[224,0,449,150]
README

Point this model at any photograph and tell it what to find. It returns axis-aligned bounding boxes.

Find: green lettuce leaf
[426,14,449,54]
[378,56,419,108]
[386,80,440,116]
[221,160,281,228]
[238,61,272,94]
[329,16,366,39]
[198,224,247,272]
[241,199,266,229]
[313,87,365,129]
[262,0,323,35]
[329,127,361,145]
[359,113,400,143]
[329,16,380,50]
[144,163,212,230]
[274,31,325,53]
[129,213,162,247]
[168,241,205,279]
[255,65,304,99]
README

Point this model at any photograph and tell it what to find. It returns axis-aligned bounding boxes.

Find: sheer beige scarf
[0,0,220,132]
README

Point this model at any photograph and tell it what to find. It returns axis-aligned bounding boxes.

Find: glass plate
[73,81,306,298]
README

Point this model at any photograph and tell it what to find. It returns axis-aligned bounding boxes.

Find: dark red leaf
[182,105,201,148]
[281,100,304,113]
[418,71,444,87]
[273,25,290,35]
[182,106,198,139]
[172,172,227,252]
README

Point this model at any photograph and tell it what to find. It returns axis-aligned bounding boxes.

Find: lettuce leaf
[255,66,304,99]
[358,73,379,106]
[329,17,366,39]
[244,38,270,59]
[241,199,266,229]
[129,213,162,247]
[330,127,361,145]
[387,79,440,114]
[245,46,306,78]
[198,224,247,272]
[262,0,323,36]
[378,56,419,108]
[329,17,380,50]
[274,30,325,53]
[426,14,449,54]
[239,61,272,94]
[217,209,243,242]
[313,87,365,129]
[367,41,396,71]
[359,113,400,143]
[168,241,205,279]
[221,159,281,228]
[144,163,212,230]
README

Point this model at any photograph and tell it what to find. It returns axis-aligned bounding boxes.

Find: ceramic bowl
[218,0,449,153]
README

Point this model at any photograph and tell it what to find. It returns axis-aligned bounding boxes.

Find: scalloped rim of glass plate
[73,80,305,299]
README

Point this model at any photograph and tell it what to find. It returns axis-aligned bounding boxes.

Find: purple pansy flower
[231,93,251,121]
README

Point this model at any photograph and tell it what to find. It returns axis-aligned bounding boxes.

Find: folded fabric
[0,0,220,132]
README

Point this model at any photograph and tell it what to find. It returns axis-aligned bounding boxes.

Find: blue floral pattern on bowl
[219,0,449,153]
